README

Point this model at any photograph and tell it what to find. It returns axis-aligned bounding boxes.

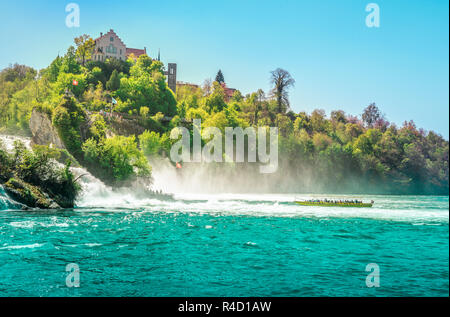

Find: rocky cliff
[29,108,65,149]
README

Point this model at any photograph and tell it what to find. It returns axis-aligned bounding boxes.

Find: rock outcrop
[3,178,60,209]
[108,115,146,137]
[29,108,65,149]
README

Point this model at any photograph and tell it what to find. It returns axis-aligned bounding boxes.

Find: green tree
[86,66,106,87]
[362,103,383,128]
[106,69,121,91]
[82,135,151,182]
[116,55,176,116]
[139,130,167,156]
[331,110,347,124]
[61,46,81,74]
[74,34,95,66]
[276,114,293,137]
[203,81,227,113]
[215,69,225,84]
[294,112,312,134]
[310,109,329,133]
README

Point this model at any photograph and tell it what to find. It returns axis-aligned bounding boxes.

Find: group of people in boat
[305,199,365,204]
[149,189,164,196]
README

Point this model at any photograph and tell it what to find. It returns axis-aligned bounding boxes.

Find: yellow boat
[295,200,373,208]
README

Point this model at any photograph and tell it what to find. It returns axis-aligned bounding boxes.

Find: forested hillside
[1,36,448,194]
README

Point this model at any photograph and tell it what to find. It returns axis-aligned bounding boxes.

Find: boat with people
[295,199,374,208]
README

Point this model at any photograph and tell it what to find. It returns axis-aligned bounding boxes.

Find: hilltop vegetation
[0,36,448,195]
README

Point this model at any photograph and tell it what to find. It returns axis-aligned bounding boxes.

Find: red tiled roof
[126,48,147,57]
[220,83,236,101]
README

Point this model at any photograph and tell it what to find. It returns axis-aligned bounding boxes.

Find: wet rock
[3,178,61,209]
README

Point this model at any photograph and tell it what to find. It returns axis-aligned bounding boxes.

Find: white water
[74,158,450,224]
[76,164,450,224]
[72,166,164,208]
[0,134,31,151]
[1,135,449,224]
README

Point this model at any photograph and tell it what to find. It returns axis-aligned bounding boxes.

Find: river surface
[0,187,448,296]
[1,133,449,296]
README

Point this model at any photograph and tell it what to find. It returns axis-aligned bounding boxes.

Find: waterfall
[0,185,26,210]
[0,134,32,151]
[71,167,118,207]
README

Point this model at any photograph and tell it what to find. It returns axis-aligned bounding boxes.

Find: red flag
[72,80,78,86]
[176,162,182,169]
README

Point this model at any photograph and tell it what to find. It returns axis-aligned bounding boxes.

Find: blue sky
[0,0,448,137]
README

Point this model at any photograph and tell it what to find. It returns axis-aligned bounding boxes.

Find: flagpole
[110,97,117,115]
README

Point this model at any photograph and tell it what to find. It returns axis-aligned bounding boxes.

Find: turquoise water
[0,191,448,297]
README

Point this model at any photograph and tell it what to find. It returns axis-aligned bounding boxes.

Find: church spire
[158,49,160,61]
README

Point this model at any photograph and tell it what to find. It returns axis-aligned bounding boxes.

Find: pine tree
[215,69,225,84]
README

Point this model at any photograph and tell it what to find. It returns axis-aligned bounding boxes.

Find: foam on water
[0,243,44,250]
[75,174,449,223]
[69,161,449,223]
[142,193,449,223]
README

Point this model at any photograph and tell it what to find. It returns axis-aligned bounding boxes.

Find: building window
[170,68,174,75]
[106,44,117,54]
[110,37,114,42]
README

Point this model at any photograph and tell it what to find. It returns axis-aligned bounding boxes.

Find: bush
[52,96,86,156]
[0,141,12,181]
[106,69,121,91]
[82,135,151,183]
[139,130,170,156]
[88,114,107,141]
[3,141,80,207]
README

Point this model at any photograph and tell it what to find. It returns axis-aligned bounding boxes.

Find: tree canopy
[74,34,95,66]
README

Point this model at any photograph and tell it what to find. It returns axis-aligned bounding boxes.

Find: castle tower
[167,63,177,94]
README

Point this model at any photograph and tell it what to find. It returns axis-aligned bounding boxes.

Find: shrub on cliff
[1,141,80,208]
[88,114,107,141]
[0,140,12,181]
[52,96,86,156]
[82,135,151,184]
